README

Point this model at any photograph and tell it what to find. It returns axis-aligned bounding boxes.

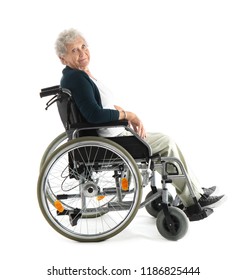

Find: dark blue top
[60,66,119,123]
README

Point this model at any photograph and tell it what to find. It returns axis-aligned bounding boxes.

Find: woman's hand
[116,105,146,139]
[129,114,146,139]
[122,111,146,139]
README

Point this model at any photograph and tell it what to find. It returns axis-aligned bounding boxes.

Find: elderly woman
[55,28,224,210]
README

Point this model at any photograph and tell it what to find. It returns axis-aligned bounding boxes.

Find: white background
[1,0,247,279]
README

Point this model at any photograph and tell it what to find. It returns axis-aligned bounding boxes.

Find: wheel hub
[81,181,99,197]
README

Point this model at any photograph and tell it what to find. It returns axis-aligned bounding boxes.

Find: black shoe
[174,186,217,206]
[202,186,217,196]
[198,194,225,208]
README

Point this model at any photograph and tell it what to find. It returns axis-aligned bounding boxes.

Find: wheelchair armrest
[70,119,129,129]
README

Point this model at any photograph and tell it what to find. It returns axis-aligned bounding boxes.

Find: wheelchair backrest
[40,85,98,136]
[57,89,83,127]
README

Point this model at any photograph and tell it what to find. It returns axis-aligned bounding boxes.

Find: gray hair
[55,28,87,57]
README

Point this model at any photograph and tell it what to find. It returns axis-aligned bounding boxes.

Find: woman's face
[60,37,90,70]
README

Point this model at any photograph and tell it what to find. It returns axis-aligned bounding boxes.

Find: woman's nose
[78,49,86,56]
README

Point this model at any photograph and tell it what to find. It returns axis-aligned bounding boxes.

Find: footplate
[185,206,214,221]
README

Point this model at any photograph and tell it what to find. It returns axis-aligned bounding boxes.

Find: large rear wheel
[37,136,142,242]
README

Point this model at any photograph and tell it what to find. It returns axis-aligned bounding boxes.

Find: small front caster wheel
[145,190,173,218]
[156,206,189,241]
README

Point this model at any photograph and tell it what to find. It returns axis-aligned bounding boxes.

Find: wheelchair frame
[38,85,212,242]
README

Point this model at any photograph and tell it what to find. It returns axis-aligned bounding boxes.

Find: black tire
[156,206,189,241]
[145,190,173,218]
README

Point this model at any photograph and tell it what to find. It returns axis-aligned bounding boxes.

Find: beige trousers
[120,131,203,206]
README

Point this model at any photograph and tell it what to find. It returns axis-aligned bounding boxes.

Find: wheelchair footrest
[184,206,214,221]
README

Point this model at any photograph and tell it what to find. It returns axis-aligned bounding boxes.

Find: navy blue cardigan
[60,66,119,123]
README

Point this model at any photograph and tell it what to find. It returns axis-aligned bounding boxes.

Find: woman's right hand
[127,112,146,139]
[118,108,146,139]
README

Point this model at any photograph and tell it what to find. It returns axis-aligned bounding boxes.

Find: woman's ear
[59,56,66,65]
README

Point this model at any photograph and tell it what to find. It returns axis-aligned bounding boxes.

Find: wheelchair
[38,85,213,242]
